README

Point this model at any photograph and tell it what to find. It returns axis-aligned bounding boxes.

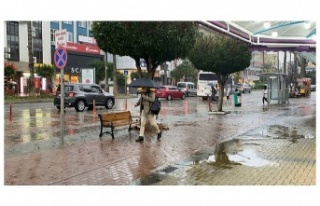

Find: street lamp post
[104,52,109,92]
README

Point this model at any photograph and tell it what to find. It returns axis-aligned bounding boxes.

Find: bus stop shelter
[259,73,290,105]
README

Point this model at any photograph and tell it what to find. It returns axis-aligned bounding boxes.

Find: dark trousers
[211,94,217,101]
[262,97,268,104]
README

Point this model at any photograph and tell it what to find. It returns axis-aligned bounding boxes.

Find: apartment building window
[63,21,73,24]
[32,21,43,63]
[78,21,86,28]
[68,32,73,42]
[6,21,19,61]
[89,30,94,37]
[88,21,93,29]
[50,29,57,43]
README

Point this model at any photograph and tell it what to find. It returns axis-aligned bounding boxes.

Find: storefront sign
[78,36,97,44]
[67,42,101,55]
[81,68,94,84]
[71,68,81,74]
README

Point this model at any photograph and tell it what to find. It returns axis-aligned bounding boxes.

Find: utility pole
[112,54,118,95]
[27,21,36,96]
[104,52,109,92]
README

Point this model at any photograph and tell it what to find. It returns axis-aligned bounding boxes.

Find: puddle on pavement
[132,139,273,185]
[184,139,272,167]
[242,124,315,142]
[264,125,314,140]
[207,148,270,167]
[131,165,179,185]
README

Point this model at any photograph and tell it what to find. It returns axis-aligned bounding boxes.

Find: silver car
[235,83,251,93]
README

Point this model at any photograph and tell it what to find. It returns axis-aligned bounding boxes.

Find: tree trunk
[283,51,287,74]
[27,21,36,96]
[294,53,299,89]
[134,57,142,78]
[297,55,307,77]
[216,74,228,112]
[112,54,118,95]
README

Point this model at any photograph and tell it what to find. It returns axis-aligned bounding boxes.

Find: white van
[177,82,197,97]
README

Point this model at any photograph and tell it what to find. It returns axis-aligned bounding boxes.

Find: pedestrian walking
[262,85,269,105]
[134,87,162,142]
[12,84,16,95]
[211,84,217,101]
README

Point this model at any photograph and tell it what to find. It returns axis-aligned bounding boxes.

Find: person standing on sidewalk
[262,85,269,105]
[134,87,162,142]
[211,84,217,101]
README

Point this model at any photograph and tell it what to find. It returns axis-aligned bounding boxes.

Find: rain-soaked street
[4,90,316,186]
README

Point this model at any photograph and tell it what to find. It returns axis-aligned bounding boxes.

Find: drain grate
[160,166,178,173]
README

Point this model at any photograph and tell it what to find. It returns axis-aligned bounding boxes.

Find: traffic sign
[54,47,68,69]
[123,70,128,76]
[55,29,67,48]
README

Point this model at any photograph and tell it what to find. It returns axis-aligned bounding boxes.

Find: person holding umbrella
[134,87,162,142]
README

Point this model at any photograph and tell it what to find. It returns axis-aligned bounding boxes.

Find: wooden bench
[98,111,135,139]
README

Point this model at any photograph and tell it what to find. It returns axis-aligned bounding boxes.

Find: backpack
[149,97,161,115]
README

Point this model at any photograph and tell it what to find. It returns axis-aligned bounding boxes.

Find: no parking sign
[54,47,68,69]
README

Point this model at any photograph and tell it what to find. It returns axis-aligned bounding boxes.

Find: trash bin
[234,92,241,107]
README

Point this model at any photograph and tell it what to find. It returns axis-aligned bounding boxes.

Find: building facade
[4,21,145,95]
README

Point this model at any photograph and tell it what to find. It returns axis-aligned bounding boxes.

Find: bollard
[207,94,212,112]
[9,103,12,122]
[93,99,96,114]
[125,98,128,111]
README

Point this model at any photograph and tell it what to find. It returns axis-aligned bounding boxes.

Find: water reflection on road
[4,97,210,156]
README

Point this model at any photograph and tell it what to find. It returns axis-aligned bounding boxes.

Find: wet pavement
[3,91,316,186]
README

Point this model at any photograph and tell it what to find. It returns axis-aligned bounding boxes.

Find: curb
[4,95,138,105]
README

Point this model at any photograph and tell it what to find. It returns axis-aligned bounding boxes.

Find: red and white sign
[78,36,97,45]
[81,68,94,84]
[55,29,68,48]
[66,42,101,55]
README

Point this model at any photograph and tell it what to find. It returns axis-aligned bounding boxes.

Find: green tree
[87,60,110,84]
[170,59,198,83]
[36,64,55,79]
[306,69,316,84]
[188,33,251,112]
[4,62,17,77]
[106,62,114,80]
[116,72,125,86]
[261,62,273,73]
[130,71,148,81]
[87,60,113,86]
[296,54,307,77]
[91,22,199,79]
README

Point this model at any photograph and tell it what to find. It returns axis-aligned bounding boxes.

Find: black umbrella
[128,78,161,88]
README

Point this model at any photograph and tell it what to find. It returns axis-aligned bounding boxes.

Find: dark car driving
[53,83,115,112]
